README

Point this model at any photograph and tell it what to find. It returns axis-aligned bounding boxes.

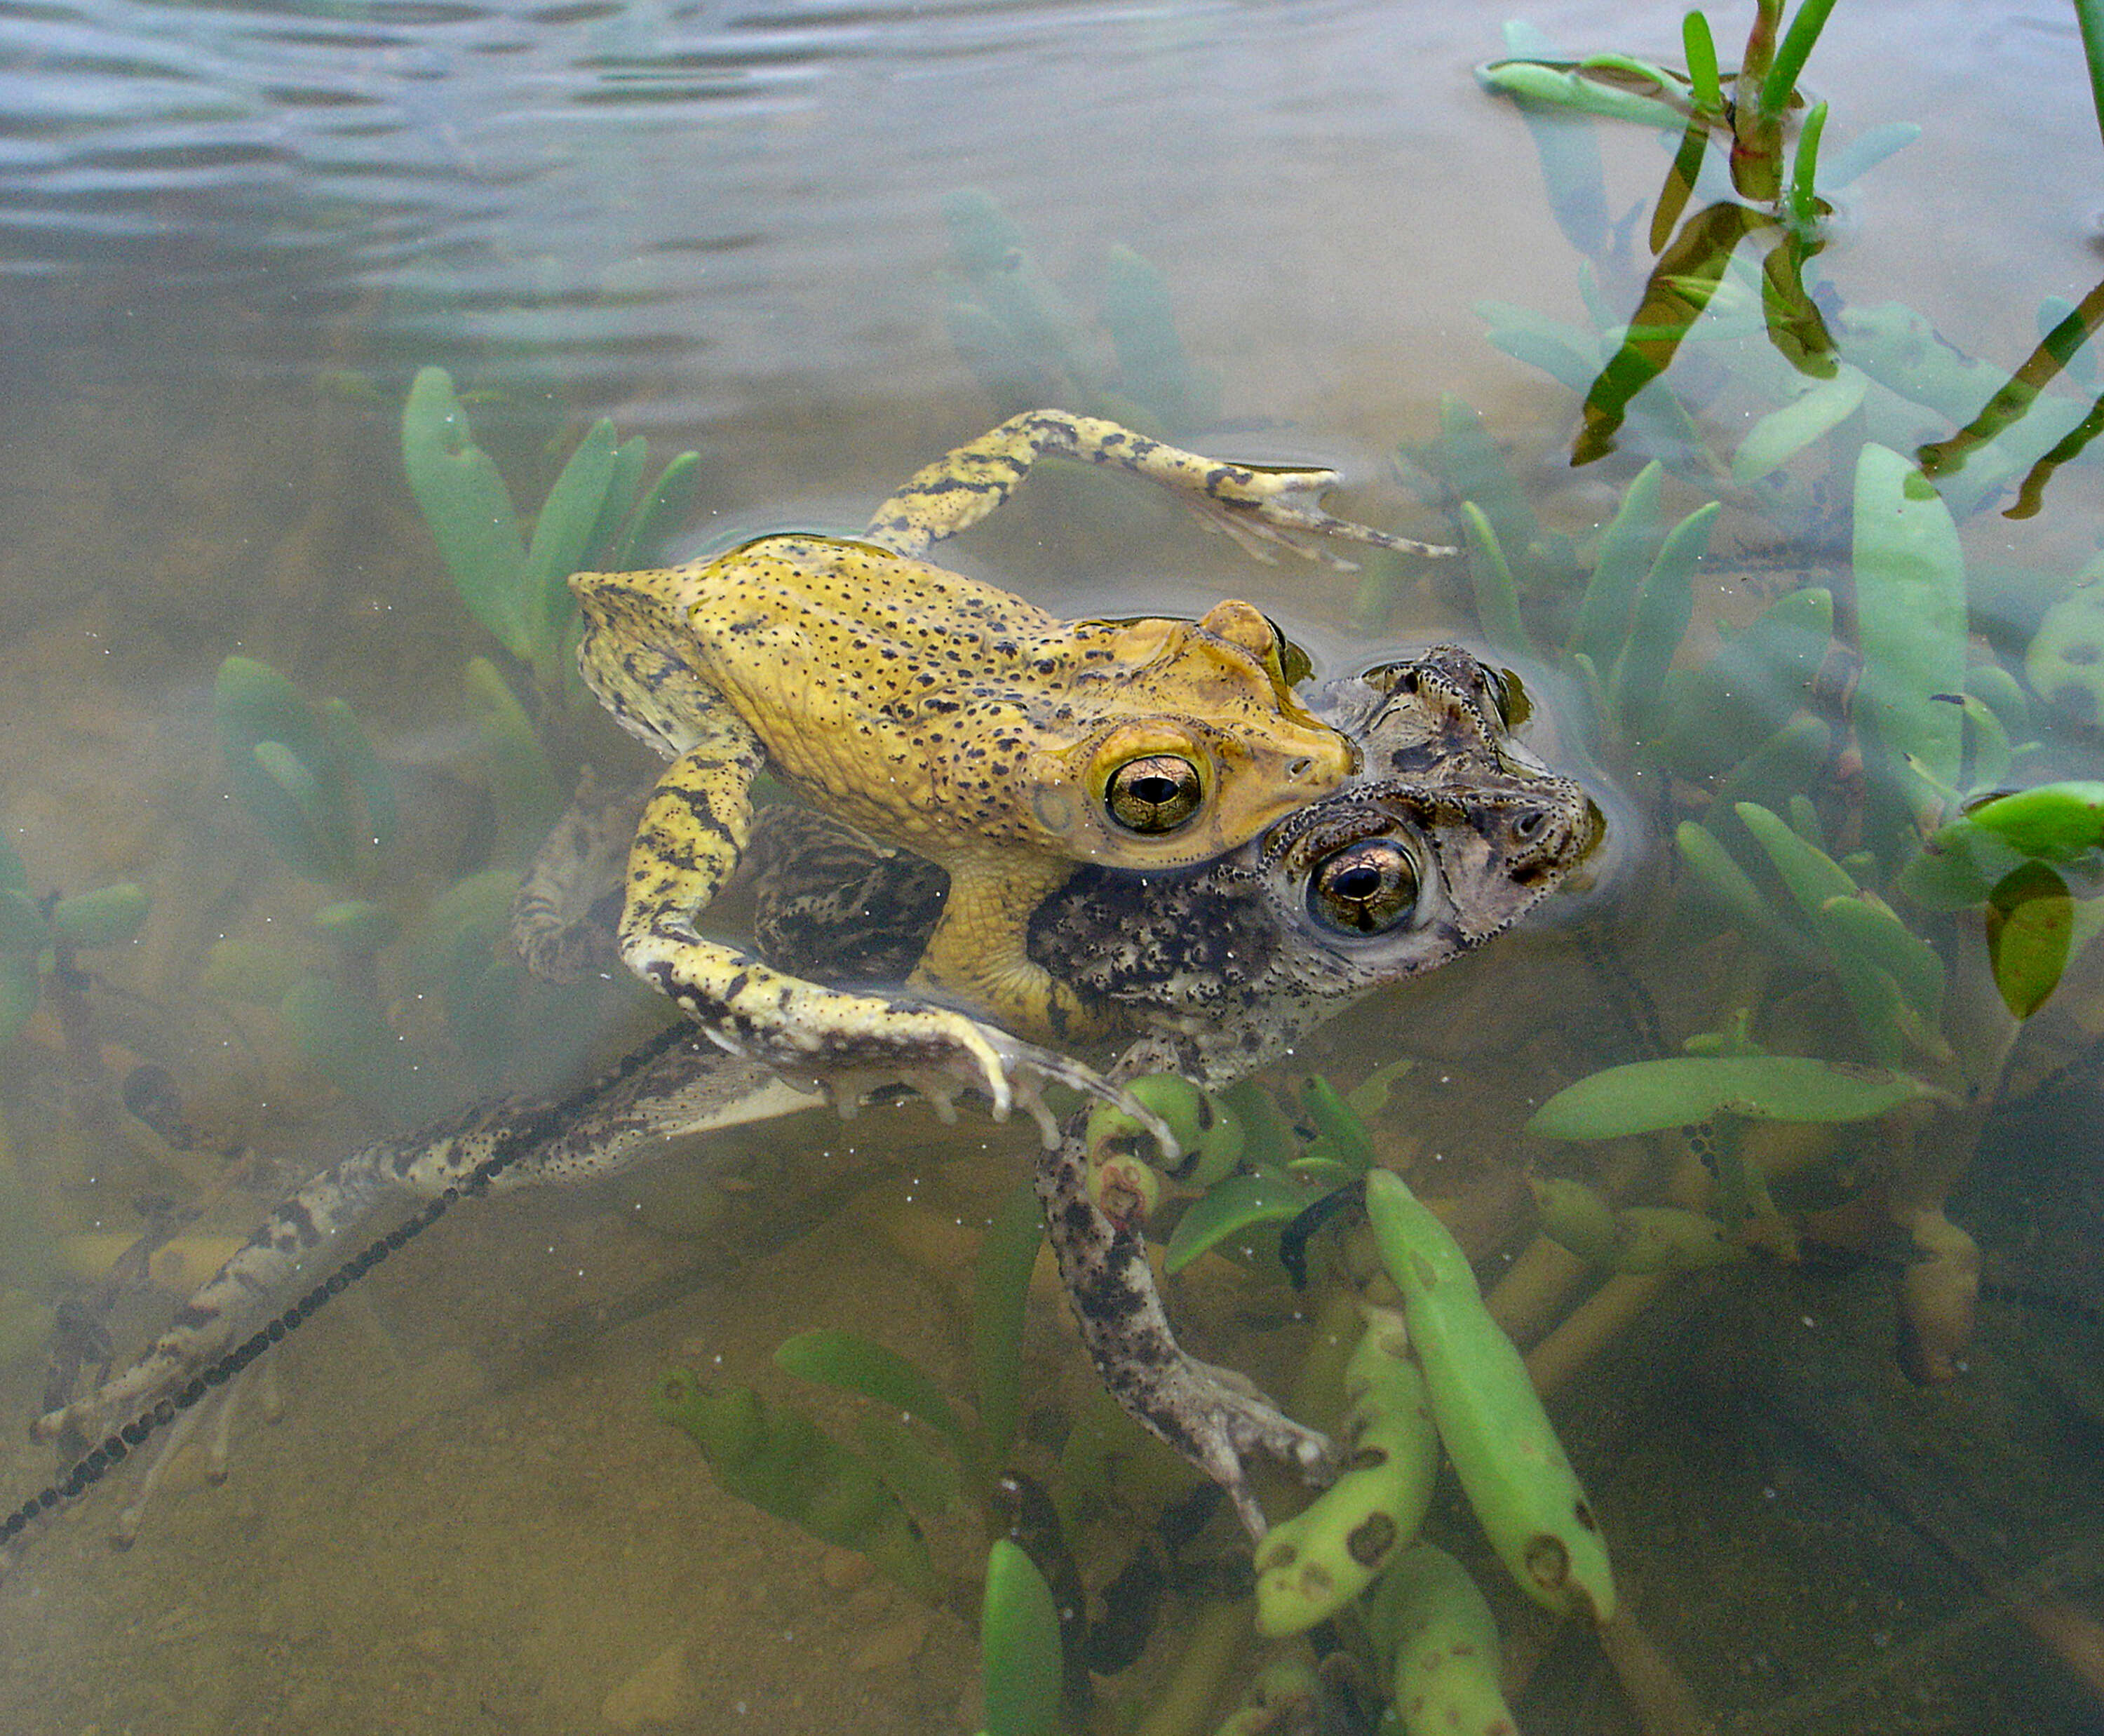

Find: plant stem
[2077,0,2104,155]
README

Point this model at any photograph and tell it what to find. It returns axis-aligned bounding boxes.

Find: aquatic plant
[654,1178,1120,1718]
[1382,9,2104,1491]
[195,387,710,1123]
[941,191,1222,436]
[0,830,149,1051]
[401,365,699,705]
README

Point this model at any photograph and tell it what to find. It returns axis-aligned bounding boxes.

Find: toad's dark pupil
[1107,755,1203,833]
[1310,840,1417,935]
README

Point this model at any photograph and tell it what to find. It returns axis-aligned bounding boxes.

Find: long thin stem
[2078,0,2104,155]
[1759,0,1840,121]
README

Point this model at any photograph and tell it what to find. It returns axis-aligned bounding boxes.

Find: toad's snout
[1492,782,1596,882]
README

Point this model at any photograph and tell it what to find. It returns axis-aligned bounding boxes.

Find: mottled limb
[34,1032,811,1446]
[1034,1092,1336,1538]
[511,766,653,980]
[624,748,1173,1151]
[863,408,1451,565]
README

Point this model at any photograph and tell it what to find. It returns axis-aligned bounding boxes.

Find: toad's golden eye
[1309,839,1418,935]
[1105,755,1203,833]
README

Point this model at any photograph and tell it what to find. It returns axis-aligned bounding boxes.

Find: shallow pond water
[4,1,2104,1731]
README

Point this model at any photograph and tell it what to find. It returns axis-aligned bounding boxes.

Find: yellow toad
[520,409,1438,1131]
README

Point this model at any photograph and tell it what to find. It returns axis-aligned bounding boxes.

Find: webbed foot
[1144,1355,1339,1540]
[1193,467,1455,568]
[762,1004,1180,1159]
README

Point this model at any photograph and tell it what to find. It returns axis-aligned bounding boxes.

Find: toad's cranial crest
[515,409,1444,1143]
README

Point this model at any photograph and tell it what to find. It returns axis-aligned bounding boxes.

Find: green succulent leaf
[1459,502,1532,652]
[971,1182,1044,1467]
[1301,1075,1375,1173]
[1567,460,1664,673]
[401,366,531,659]
[652,1372,937,1598]
[1528,1055,1929,1139]
[609,452,703,571]
[979,1539,1063,1736]
[316,698,397,853]
[1985,861,2075,1018]
[1164,1173,1311,1274]
[0,950,39,1045]
[775,1327,973,1460]
[279,974,446,1128]
[1608,499,1720,735]
[583,435,651,565]
[1962,781,2104,861]
[1852,445,1967,843]
[522,418,619,669]
[0,888,48,951]
[47,883,149,949]
[1732,363,1866,483]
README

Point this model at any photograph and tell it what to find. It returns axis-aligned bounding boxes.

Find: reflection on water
[4,0,2104,1730]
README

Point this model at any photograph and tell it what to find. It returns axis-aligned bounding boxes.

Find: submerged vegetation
[6,1,2104,1732]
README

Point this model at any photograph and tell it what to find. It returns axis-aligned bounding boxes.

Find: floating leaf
[979,1539,1063,1736]
[1476,56,1692,128]
[1528,1056,1928,1139]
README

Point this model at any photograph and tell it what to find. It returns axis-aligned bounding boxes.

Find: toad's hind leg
[863,408,1450,563]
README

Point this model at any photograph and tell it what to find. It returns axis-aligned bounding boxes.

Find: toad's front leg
[1036,1105,1336,1537]
[621,747,1178,1155]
